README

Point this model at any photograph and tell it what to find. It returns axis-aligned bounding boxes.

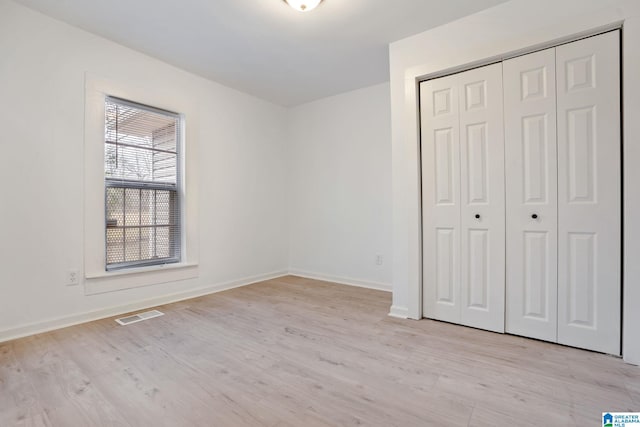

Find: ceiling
[15,0,509,106]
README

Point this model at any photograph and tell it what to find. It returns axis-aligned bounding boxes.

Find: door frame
[417,28,623,352]
[392,7,639,355]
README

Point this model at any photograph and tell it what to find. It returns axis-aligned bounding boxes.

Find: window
[84,76,198,294]
[104,96,182,271]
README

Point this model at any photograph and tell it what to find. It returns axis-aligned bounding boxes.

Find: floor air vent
[115,310,164,326]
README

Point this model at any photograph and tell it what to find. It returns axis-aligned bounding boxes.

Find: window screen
[104,96,181,271]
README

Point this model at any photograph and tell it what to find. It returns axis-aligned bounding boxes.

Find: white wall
[0,0,289,339]
[287,83,392,290]
[389,0,640,364]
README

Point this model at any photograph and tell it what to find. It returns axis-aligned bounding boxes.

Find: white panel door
[421,74,461,324]
[556,31,621,354]
[458,63,505,333]
[504,48,559,342]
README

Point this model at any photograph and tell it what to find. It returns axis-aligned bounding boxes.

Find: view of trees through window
[104,97,181,270]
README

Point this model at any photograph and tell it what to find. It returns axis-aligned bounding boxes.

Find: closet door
[420,73,461,324]
[556,31,621,354]
[458,63,505,333]
[504,48,558,342]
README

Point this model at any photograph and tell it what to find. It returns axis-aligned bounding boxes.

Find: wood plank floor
[1,275,638,426]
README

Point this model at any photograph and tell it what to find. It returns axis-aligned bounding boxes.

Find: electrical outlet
[375,254,383,266]
[66,269,80,286]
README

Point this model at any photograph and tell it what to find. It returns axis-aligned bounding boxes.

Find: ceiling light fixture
[283,0,323,12]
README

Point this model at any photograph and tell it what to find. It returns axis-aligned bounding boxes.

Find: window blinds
[104,96,181,270]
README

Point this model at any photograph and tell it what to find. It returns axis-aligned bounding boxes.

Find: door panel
[522,115,550,203]
[436,228,456,304]
[504,48,558,342]
[567,232,596,327]
[465,123,488,204]
[458,63,505,333]
[556,31,621,355]
[467,229,489,309]
[421,74,461,324]
[434,129,455,204]
[566,107,596,202]
[523,231,551,319]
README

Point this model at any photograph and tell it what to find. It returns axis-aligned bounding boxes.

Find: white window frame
[104,96,182,271]
[84,73,198,295]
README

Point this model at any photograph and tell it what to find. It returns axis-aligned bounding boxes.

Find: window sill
[84,262,199,295]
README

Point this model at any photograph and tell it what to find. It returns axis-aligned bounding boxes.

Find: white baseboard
[388,305,409,319]
[0,270,288,344]
[287,269,392,292]
[0,269,394,344]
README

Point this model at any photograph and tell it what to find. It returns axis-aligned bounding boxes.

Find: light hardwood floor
[1,275,638,426]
